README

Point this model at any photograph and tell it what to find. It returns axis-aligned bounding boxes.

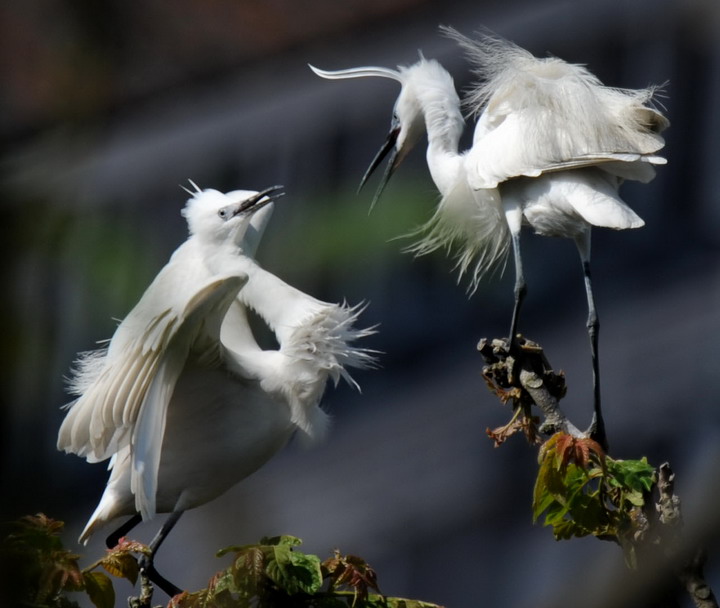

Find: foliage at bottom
[0,514,443,608]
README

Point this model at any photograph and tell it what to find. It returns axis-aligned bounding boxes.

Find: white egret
[311,28,668,447]
[57,184,374,596]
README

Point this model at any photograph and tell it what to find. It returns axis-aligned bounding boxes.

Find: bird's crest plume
[180,179,202,196]
[309,64,403,83]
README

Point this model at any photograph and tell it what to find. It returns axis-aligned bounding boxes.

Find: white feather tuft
[65,348,109,398]
[404,176,510,293]
[444,26,668,164]
[279,302,378,440]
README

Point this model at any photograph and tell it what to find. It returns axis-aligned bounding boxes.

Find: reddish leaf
[232,544,267,595]
[541,432,605,473]
[55,550,85,591]
[3,513,86,602]
[19,513,66,537]
[488,411,541,447]
[168,589,208,608]
[322,551,381,604]
[112,536,151,555]
[100,549,139,584]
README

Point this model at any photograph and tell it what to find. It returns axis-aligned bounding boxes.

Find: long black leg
[575,232,608,452]
[138,511,185,598]
[106,513,142,548]
[508,227,526,348]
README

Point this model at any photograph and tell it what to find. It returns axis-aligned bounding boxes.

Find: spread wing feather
[58,242,247,518]
[445,28,668,189]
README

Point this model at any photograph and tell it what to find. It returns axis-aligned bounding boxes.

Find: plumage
[57,185,375,566]
[312,28,667,288]
[312,27,669,449]
[454,28,668,190]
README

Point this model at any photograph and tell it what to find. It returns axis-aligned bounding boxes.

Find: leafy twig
[2,520,444,608]
[478,335,717,608]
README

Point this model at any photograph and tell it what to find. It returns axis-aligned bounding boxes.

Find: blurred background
[2,0,719,606]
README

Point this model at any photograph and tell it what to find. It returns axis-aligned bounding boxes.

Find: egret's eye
[218,207,229,220]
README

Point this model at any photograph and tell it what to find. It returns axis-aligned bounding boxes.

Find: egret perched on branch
[311,27,669,448]
[57,184,374,597]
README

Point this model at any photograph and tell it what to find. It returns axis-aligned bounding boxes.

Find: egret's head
[182,184,284,251]
[310,60,431,208]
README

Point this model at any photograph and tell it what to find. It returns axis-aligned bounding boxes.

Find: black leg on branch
[138,510,185,598]
[480,331,717,608]
[575,233,608,453]
[583,260,606,451]
[107,512,183,605]
[508,228,526,351]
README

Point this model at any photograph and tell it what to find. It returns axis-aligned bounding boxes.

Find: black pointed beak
[359,122,402,209]
[234,185,285,216]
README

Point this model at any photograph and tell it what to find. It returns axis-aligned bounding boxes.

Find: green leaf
[551,518,585,540]
[567,492,613,537]
[623,489,646,507]
[287,552,325,595]
[607,458,656,494]
[532,484,557,522]
[83,571,115,608]
[207,569,238,596]
[266,545,323,595]
[261,535,302,547]
[534,455,616,540]
[217,544,253,557]
[533,445,566,521]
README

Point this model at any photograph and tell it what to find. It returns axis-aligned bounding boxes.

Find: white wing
[223,260,375,440]
[506,169,644,238]
[467,102,666,190]
[58,241,247,518]
[128,274,247,519]
[454,30,668,189]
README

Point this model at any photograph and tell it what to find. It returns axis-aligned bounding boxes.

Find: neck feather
[412,65,466,196]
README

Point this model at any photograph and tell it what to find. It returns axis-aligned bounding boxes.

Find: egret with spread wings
[58,184,374,596]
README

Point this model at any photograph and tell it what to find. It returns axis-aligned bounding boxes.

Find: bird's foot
[506,332,519,355]
[478,334,536,386]
[504,333,539,381]
[137,554,182,601]
[585,412,609,454]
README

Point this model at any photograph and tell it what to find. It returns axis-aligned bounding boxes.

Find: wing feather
[57,242,247,470]
[449,29,668,188]
[128,274,247,518]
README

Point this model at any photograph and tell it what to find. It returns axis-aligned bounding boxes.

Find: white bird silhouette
[311,28,669,447]
[57,184,374,596]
